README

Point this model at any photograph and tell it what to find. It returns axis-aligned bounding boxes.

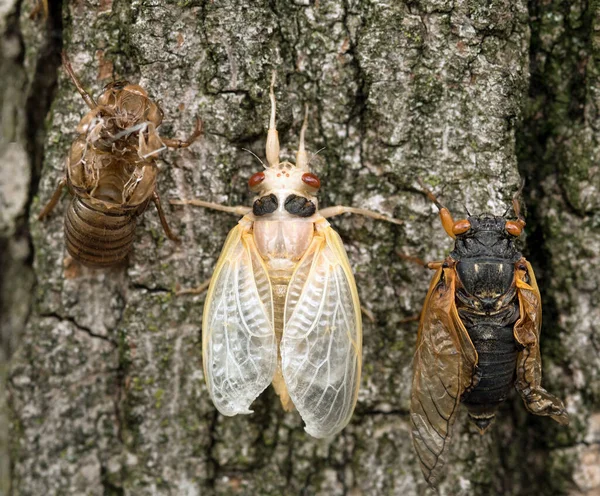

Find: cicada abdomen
[38,52,202,267]
[64,196,138,267]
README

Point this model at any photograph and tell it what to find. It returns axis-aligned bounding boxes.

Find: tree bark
[1,0,598,495]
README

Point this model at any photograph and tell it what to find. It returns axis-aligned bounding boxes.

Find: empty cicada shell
[38,52,202,267]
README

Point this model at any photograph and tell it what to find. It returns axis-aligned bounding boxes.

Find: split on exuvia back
[410,180,569,485]
[38,52,202,268]
[172,73,402,438]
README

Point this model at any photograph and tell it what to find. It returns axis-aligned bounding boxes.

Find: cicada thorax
[248,164,322,411]
[96,81,163,127]
[450,215,523,432]
[64,142,157,267]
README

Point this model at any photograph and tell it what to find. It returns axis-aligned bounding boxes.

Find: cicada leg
[152,191,181,243]
[170,198,252,217]
[62,52,97,109]
[29,0,48,19]
[170,198,251,295]
[161,118,203,149]
[397,253,444,271]
[319,205,402,225]
[38,177,68,220]
[175,278,212,296]
[396,255,445,324]
[360,305,376,323]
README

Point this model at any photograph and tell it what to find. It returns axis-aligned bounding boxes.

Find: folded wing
[281,225,362,438]
[514,260,569,425]
[410,266,477,486]
[202,223,277,416]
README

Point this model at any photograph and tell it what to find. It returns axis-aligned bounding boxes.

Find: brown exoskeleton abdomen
[38,52,202,268]
[64,196,141,267]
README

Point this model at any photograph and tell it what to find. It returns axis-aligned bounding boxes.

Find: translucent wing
[281,225,362,438]
[202,223,277,416]
[410,265,478,486]
[514,260,569,424]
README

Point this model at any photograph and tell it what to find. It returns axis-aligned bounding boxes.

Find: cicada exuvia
[410,181,569,485]
[38,52,202,267]
[172,73,401,438]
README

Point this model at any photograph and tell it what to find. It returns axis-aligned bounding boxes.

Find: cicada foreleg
[319,205,402,225]
[175,278,212,296]
[62,52,97,110]
[169,197,250,296]
[416,178,472,239]
[38,177,68,221]
[396,256,446,324]
[170,198,252,217]
[397,253,445,271]
[29,0,49,20]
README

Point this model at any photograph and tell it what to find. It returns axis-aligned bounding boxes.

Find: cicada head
[248,73,321,219]
[117,83,164,128]
[453,214,522,261]
[453,189,527,260]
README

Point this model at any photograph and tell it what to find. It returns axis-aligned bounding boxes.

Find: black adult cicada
[410,180,569,485]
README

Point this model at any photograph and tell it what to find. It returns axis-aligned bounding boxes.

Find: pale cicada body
[173,74,400,438]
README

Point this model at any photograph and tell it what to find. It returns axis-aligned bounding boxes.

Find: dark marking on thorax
[253,194,278,216]
[284,194,316,217]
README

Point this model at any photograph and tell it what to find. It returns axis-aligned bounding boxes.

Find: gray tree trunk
[1,0,598,495]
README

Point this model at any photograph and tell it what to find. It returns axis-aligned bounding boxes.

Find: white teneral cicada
[173,74,401,438]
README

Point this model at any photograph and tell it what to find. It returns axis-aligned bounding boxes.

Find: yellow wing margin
[281,224,362,438]
[410,265,477,486]
[202,222,277,416]
[514,259,569,425]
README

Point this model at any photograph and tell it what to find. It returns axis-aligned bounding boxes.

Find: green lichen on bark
[2,0,598,495]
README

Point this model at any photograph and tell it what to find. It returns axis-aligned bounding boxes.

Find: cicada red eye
[302,172,321,190]
[505,220,524,237]
[248,171,265,190]
[452,219,471,236]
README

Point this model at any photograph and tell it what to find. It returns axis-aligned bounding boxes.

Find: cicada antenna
[265,71,280,168]
[241,148,267,169]
[296,104,309,170]
[308,147,327,168]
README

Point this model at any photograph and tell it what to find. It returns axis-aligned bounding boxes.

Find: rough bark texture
[1,0,598,495]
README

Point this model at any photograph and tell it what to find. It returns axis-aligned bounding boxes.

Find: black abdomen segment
[461,316,519,432]
[64,197,137,267]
